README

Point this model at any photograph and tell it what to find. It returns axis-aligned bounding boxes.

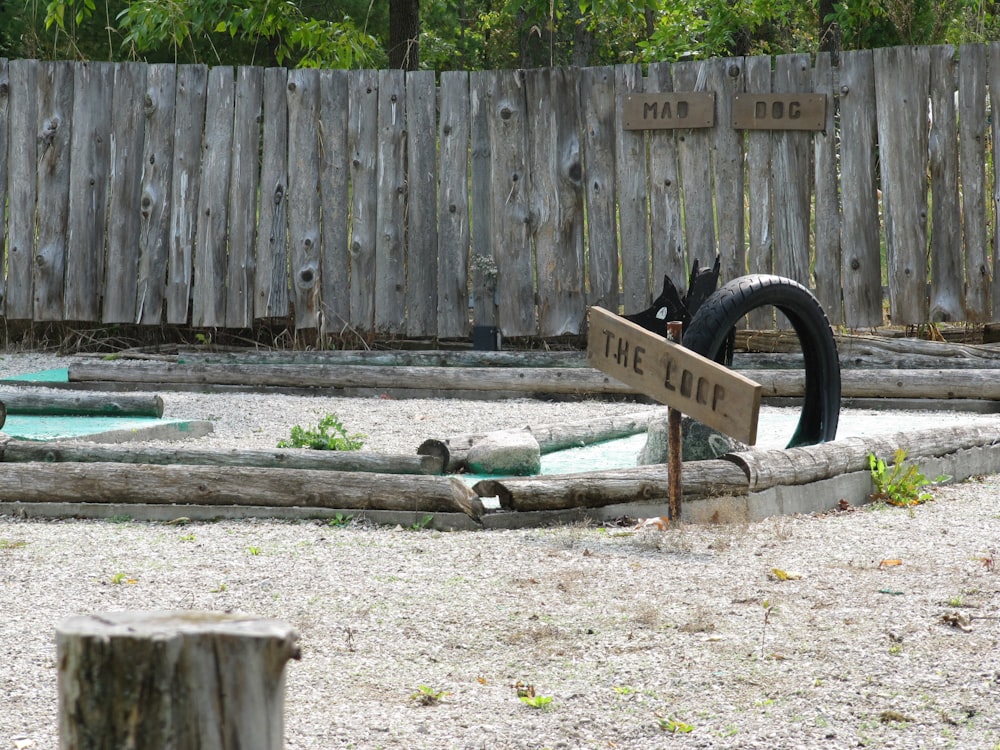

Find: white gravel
[1,352,1000,749]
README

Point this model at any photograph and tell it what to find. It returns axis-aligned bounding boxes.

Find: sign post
[587,306,762,518]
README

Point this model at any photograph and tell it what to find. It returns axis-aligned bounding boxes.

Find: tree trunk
[389,0,420,70]
[57,611,300,750]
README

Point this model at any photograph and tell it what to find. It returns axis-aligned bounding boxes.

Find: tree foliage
[3,0,998,70]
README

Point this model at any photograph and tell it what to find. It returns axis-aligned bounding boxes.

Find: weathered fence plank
[875,45,931,325]
[166,64,207,325]
[959,43,990,320]
[0,60,8,317]
[374,69,407,334]
[645,62,685,292]
[839,50,884,328]
[319,69,350,334]
[710,57,746,285]
[348,69,378,332]
[253,66,289,320]
[991,43,1000,316]
[192,66,234,327]
[579,66,618,311]
[744,54,774,328]
[469,70,499,330]
[405,70,439,337]
[614,63,650,313]
[812,52,842,325]
[771,54,812,287]
[286,67,322,330]
[104,63,147,324]
[437,70,471,338]
[928,45,964,322]
[136,64,175,326]
[526,67,585,336]
[489,69,536,336]
[225,66,263,328]
[65,62,113,322]
[672,61,715,274]
[34,60,73,321]
[7,59,38,319]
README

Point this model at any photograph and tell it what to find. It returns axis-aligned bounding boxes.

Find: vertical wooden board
[0,60,8,315]
[579,66,618,311]
[436,70,471,338]
[744,55,774,328]
[469,70,497,328]
[192,66,234,328]
[405,70,439,337]
[614,64,650,313]
[167,64,207,325]
[771,54,812,286]
[319,69,350,334]
[489,69,536,336]
[874,46,931,325]
[525,67,585,337]
[64,62,113,322]
[34,61,73,321]
[672,61,716,268]
[709,57,746,286]
[286,68,322,331]
[990,43,1000,316]
[348,69,378,332]
[928,46,964,322]
[225,66,263,328]
[958,43,989,320]
[6,59,38,319]
[812,52,843,325]
[645,62,685,292]
[253,67,289,320]
[103,62,147,324]
[374,69,407,334]
[838,50,883,328]
[136,64,176,325]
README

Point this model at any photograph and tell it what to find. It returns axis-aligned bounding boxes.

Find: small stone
[467,429,541,476]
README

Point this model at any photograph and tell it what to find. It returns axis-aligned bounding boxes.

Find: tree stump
[57,610,301,750]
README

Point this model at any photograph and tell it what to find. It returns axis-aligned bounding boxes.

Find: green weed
[327,513,352,528]
[0,539,27,551]
[520,694,553,710]
[868,449,949,507]
[410,685,450,706]
[657,715,695,733]
[278,414,365,451]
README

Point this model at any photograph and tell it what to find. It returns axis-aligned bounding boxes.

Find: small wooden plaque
[622,92,715,130]
[732,93,826,130]
[587,307,761,445]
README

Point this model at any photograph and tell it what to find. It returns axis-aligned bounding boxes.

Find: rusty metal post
[666,321,684,521]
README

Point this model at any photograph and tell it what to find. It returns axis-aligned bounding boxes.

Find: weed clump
[278,414,365,451]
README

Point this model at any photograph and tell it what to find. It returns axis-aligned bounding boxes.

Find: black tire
[682,274,840,448]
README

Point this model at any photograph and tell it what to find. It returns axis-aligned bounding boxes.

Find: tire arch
[682,274,841,448]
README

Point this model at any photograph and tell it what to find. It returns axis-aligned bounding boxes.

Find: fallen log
[423,409,664,471]
[0,390,163,417]
[0,463,484,520]
[177,349,586,368]
[727,423,1000,492]
[0,439,444,475]
[67,362,630,395]
[473,459,748,512]
[753,369,1000,399]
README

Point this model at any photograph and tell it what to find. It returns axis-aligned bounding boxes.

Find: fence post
[57,610,300,750]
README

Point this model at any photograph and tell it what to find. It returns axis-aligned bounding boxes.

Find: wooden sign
[622,93,715,130]
[732,93,826,130]
[586,306,761,445]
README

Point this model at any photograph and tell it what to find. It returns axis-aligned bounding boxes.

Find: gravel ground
[1,352,1000,749]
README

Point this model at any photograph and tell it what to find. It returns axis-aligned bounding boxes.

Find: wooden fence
[1,45,998,339]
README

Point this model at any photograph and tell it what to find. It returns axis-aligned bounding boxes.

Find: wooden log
[57,611,300,750]
[427,409,662,471]
[727,423,999,492]
[1,438,443,474]
[0,391,163,417]
[737,330,1000,362]
[473,459,748,512]
[0,462,484,519]
[179,349,588,368]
